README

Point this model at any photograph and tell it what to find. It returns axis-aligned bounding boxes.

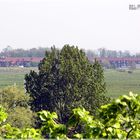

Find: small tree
[0,86,29,109]
[25,45,108,123]
[0,86,34,128]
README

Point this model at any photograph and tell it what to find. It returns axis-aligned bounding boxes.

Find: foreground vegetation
[1,93,140,139]
[0,86,34,128]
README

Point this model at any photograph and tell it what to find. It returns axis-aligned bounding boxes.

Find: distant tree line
[1,46,140,62]
[86,48,140,59]
[0,46,51,58]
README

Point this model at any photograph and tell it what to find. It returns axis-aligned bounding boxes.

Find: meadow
[0,67,140,98]
[105,69,140,97]
[0,67,38,89]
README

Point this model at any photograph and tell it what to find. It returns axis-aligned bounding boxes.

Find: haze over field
[0,0,140,52]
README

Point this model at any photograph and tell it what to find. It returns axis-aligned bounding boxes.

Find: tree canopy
[25,45,108,123]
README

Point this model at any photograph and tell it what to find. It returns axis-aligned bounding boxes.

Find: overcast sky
[0,0,140,53]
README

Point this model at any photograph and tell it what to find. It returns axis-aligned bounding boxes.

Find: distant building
[0,57,43,67]
[95,57,140,69]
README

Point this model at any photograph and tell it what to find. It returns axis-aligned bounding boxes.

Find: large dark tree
[25,45,108,123]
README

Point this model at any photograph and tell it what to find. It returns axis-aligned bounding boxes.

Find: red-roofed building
[95,57,140,68]
[0,57,43,67]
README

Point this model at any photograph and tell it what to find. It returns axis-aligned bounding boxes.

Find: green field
[0,67,38,89]
[105,69,140,97]
[0,67,140,98]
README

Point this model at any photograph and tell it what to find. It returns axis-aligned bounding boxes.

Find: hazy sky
[0,0,140,52]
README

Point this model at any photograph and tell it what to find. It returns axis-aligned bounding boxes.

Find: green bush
[0,86,35,128]
[0,106,41,139]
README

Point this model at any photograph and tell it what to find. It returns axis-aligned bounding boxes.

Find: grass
[0,67,38,89]
[0,67,140,98]
[104,69,140,97]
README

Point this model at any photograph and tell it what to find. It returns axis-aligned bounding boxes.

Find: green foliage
[1,93,140,139]
[38,110,67,138]
[0,124,41,139]
[0,106,41,139]
[25,45,108,123]
[38,93,140,139]
[0,106,7,125]
[97,92,140,139]
[6,107,35,128]
[0,86,34,129]
[0,85,29,109]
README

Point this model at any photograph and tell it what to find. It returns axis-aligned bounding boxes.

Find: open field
[0,67,38,89]
[0,67,140,98]
[105,69,140,97]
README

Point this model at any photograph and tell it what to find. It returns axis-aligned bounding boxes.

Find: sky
[0,0,140,53]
